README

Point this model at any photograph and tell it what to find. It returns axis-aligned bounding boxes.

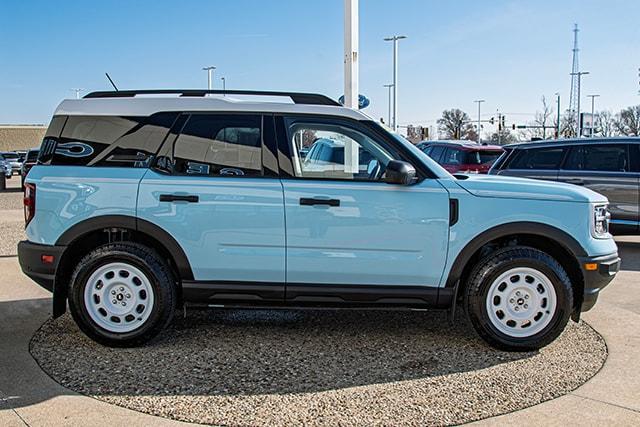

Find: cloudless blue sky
[1,0,639,130]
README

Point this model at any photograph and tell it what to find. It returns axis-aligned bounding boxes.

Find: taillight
[24,183,36,227]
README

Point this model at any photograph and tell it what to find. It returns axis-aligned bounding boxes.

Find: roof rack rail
[83,89,341,106]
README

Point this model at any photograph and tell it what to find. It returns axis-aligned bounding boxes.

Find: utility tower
[568,24,580,137]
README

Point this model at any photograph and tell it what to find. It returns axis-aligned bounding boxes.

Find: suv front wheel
[465,246,573,351]
[68,242,176,347]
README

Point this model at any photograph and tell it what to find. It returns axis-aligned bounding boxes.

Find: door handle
[299,197,340,207]
[566,179,584,186]
[159,194,199,203]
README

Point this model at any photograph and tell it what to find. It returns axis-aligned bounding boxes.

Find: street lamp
[71,88,84,99]
[383,84,394,126]
[474,100,485,143]
[555,92,561,138]
[587,94,600,137]
[221,77,226,92]
[570,70,589,137]
[384,35,407,132]
[202,66,216,90]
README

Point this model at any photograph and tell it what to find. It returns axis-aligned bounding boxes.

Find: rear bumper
[17,240,66,293]
[578,252,620,312]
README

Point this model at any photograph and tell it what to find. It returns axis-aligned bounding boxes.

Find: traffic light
[489,117,495,125]
[501,115,506,128]
[421,127,429,139]
[512,124,516,130]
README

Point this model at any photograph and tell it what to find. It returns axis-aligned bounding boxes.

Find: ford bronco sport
[18,90,620,351]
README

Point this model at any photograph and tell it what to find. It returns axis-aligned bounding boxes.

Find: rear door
[558,143,639,233]
[137,113,286,298]
[497,146,565,181]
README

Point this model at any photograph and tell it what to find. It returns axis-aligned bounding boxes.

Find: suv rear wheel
[68,242,176,347]
[465,246,573,351]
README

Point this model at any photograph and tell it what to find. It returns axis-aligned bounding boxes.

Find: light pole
[383,84,394,126]
[384,35,407,132]
[221,77,226,92]
[570,71,589,137]
[202,66,216,90]
[555,92,561,138]
[587,94,600,137]
[474,100,485,143]
[344,0,359,109]
[71,88,84,99]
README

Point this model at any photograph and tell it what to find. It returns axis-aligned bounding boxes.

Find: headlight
[592,204,611,238]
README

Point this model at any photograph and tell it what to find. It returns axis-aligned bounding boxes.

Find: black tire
[464,246,573,352]
[68,242,176,347]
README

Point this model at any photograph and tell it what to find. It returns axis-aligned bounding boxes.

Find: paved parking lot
[0,180,639,425]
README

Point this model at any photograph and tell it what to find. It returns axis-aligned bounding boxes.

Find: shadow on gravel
[618,240,640,272]
[30,308,533,398]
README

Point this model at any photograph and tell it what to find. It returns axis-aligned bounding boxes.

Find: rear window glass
[429,146,445,162]
[464,150,503,165]
[509,147,565,170]
[442,148,463,165]
[26,150,39,162]
[563,144,628,172]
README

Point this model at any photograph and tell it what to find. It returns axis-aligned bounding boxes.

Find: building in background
[0,125,46,151]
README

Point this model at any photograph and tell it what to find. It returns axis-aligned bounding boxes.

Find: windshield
[370,123,453,179]
[2,152,19,160]
[465,150,503,165]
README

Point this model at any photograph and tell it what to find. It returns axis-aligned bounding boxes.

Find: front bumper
[578,252,620,312]
[17,240,66,293]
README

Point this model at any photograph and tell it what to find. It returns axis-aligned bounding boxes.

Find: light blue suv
[18,90,620,350]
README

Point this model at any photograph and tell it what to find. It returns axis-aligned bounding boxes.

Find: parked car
[20,148,39,189]
[18,89,618,351]
[489,138,640,235]
[0,151,23,175]
[417,140,504,174]
[0,157,11,178]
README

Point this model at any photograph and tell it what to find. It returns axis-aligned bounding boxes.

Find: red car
[417,140,504,174]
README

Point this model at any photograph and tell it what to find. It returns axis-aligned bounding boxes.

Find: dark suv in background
[490,138,640,235]
[417,140,504,174]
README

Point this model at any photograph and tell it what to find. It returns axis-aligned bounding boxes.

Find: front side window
[442,148,463,165]
[287,121,394,181]
[563,144,628,172]
[509,147,565,170]
[173,114,262,177]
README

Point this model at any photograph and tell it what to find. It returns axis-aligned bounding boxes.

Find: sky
[1,0,639,133]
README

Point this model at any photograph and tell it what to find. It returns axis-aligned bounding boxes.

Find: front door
[137,113,286,300]
[277,116,450,304]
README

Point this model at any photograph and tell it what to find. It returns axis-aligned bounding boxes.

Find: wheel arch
[443,222,586,314]
[53,215,193,317]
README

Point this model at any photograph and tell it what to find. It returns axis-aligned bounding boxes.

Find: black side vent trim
[449,199,459,226]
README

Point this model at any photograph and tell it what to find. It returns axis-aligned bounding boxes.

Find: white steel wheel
[485,267,558,338]
[83,262,155,333]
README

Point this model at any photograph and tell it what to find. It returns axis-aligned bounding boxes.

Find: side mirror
[384,160,416,185]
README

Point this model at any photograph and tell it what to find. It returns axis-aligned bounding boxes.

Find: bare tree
[615,105,640,136]
[534,96,554,139]
[490,129,517,145]
[437,109,475,140]
[553,111,575,138]
[595,110,616,137]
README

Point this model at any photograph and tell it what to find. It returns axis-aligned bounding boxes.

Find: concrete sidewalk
[1,239,639,426]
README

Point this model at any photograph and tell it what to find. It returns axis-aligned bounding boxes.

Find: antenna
[105,73,119,91]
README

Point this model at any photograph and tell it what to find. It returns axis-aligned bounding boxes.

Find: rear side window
[563,144,629,172]
[172,114,262,177]
[465,150,503,165]
[509,147,565,170]
[40,113,178,167]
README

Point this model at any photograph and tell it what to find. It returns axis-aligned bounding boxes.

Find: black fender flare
[53,215,194,317]
[443,221,586,291]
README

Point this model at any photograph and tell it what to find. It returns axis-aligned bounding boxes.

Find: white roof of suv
[54,90,370,121]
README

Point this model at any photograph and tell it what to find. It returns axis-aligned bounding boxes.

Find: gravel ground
[31,309,606,426]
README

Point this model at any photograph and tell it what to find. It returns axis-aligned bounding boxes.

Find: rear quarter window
[39,113,178,167]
